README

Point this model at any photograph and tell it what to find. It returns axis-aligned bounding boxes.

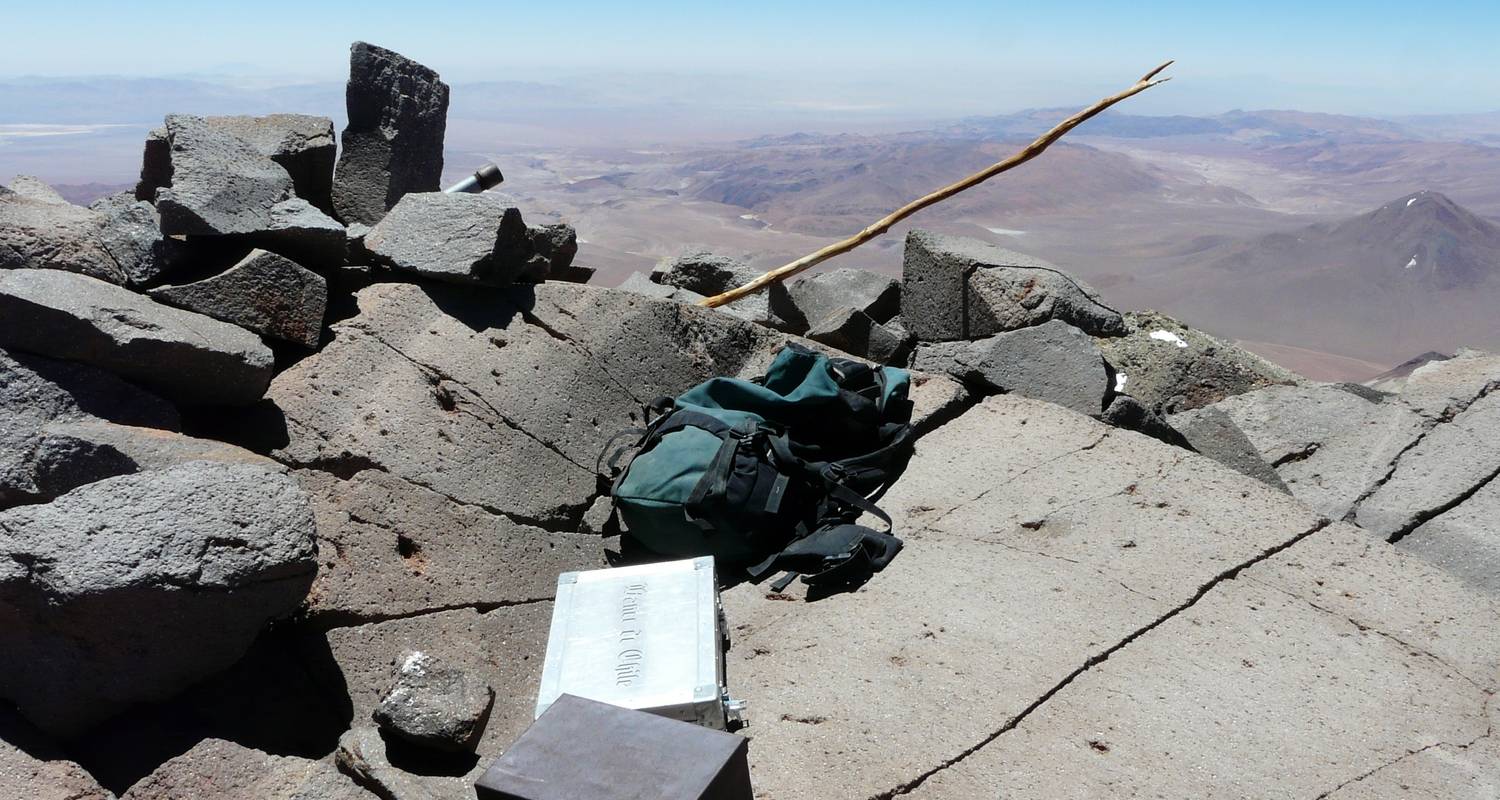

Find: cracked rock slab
[1187,383,1427,519]
[150,248,328,348]
[721,395,1330,798]
[1399,477,1500,597]
[0,462,317,737]
[0,269,274,406]
[901,229,1125,342]
[1356,390,1500,538]
[265,282,787,525]
[121,738,372,800]
[332,42,450,226]
[296,468,606,623]
[1398,352,1500,421]
[906,537,1497,799]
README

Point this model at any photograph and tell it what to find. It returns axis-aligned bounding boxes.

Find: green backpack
[600,343,915,589]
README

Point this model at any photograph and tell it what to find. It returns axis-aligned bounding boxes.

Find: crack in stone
[1385,462,1500,545]
[1346,381,1499,522]
[914,429,1112,537]
[501,294,651,409]
[872,517,1333,799]
[1272,442,1320,467]
[301,596,552,632]
[1310,722,1492,800]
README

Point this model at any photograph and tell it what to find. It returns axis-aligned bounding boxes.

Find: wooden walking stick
[699,61,1174,309]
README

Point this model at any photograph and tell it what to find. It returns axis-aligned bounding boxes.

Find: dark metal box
[475,693,753,800]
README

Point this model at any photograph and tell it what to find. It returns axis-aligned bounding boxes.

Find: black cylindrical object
[444,162,505,194]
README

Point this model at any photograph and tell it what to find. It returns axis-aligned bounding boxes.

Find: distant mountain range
[1152,191,1500,363]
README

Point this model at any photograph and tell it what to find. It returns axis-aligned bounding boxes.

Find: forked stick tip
[1140,60,1174,83]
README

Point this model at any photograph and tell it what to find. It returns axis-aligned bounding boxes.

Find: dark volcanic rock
[902,230,1124,342]
[150,115,297,236]
[150,249,328,348]
[658,251,800,330]
[121,738,371,800]
[0,187,123,284]
[205,113,338,216]
[363,193,545,286]
[0,462,317,737]
[332,42,450,225]
[1098,393,1193,450]
[527,223,579,277]
[0,269,273,406]
[914,319,1111,415]
[373,651,494,752]
[1095,310,1301,415]
[88,192,181,287]
[790,267,901,326]
[806,306,911,365]
[1167,405,1287,489]
[238,197,347,268]
[619,271,704,302]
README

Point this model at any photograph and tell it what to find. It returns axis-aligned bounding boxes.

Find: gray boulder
[1,187,123,284]
[1098,393,1192,450]
[1096,310,1301,415]
[122,738,371,800]
[205,113,338,216]
[372,651,494,752]
[363,193,546,286]
[5,175,68,204]
[1168,405,1288,490]
[0,462,317,736]
[333,42,450,225]
[657,251,800,330]
[805,306,911,365]
[149,115,298,236]
[88,192,181,287]
[0,269,274,406]
[150,249,328,348]
[238,196,348,268]
[913,319,1111,416]
[901,230,1125,342]
[790,267,901,326]
[527,223,580,278]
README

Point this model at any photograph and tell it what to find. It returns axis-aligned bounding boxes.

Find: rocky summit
[4,41,1500,800]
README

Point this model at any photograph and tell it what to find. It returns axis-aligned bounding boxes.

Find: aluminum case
[535,557,746,730]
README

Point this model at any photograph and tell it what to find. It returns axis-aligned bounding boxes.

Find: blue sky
[3,0,1499,116]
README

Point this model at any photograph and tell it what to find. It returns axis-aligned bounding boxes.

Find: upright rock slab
[1,187,123,284]
[148,115,297,236]
[901,230,1124,342]
[205,113,338,216]
[362,192,544,285]
[0,270,273,406]
[0,462,317,737]
[333,42,450,225]
[88,192,180,287]
[150,249,328,348]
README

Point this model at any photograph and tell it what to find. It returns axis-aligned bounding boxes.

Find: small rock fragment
[373,651,494,752]
[333,42,450,225]
[915,319,1111,416]
[1099,394,1194,451]
[151,249,328,348]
